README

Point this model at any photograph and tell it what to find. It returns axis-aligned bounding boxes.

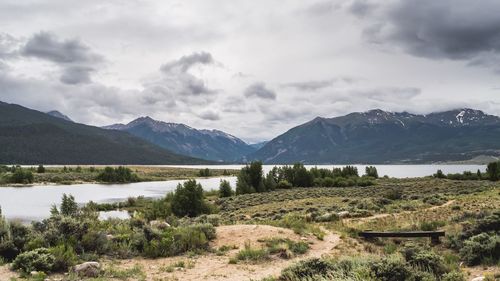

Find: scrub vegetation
[0,161,499,280]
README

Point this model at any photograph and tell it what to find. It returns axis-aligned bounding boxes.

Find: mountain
[0,102,208,165]
[249,141,268,150]
[249,108,500,164]
[46,110,73,122]
[103,117,255,162]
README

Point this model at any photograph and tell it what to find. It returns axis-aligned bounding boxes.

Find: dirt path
[112,224,340,281]
[345,200,456,224]
[0,265,17,281]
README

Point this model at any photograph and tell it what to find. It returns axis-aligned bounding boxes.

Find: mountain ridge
[249,108,500,164]
[0,101,209,165]
[103,116,256,162]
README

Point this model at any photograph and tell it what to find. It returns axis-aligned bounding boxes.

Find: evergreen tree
[219,180,233,197]
[487,161,499,181]
[365,166,379,178]
[60,194,78,216]
[37,165,45,174]
[171,180,205,217]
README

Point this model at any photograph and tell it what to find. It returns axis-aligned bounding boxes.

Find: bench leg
[431,236,440,245]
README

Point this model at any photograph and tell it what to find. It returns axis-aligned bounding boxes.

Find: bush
[459,233,500,266]
[276,180,292,189]
[235,241,269,262]
[11,248,55,273]
[10,168,34,184]
[280,258,336,280]
[96,166,139,183]
[370,258,413,281]
[442,271,466,281]
[49,244,78,272]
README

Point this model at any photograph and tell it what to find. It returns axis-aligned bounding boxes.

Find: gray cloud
[244,82,276,100]
[282,77,357,91]
[198,109,220,121]
[0,33,20,60]
[20,31,103,84]
[161,52,214,73]
[348,0,377,18]
[354,0,500,70]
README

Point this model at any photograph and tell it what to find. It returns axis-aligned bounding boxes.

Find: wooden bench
[359,231,445,244]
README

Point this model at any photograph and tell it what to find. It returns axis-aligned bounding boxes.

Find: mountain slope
[249,109,500,164]
[46,110,73,122]
[0,102,208,165]
[104,117,255,162]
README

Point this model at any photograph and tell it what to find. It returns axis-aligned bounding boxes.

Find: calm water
[0,165,484,222]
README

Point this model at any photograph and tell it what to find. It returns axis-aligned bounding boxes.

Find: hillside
[104,117,255,162]
[249,108,500,164]
[0,102,208,165]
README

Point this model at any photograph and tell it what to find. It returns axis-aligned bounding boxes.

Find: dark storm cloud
[20,32,103,84]
[160,51,214,73]
[244,82,276,100]
[355,0,500,70]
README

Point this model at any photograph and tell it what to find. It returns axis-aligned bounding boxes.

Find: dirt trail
[344,200,456,225]
[113,224,340,281]
[0,265,17,281]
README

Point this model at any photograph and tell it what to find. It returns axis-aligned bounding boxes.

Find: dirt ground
[111,224,340,281]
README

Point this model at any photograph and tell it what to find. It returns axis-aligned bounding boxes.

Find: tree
[292,163,314,187]
[171,180,206,217]
[264,170,277,191]
[219,180,233,197]
[60,194,78,216]
[365,166,378,178]
[486,161,499,181]
[37,165,45,173]
[235,162,264,194]
[434,169,446,179]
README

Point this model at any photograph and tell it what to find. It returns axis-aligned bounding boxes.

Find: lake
[0,165,485,222]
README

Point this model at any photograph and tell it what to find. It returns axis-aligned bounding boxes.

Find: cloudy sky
[1,0,500,142]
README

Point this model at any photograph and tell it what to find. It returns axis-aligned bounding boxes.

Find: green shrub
[276,180,292,189]
[370,257,413,281]
[401,244,447,276]
[10,168,34,184]
[37,165,45,173]
[11,248,55,273]
[280,258,336,280]
[96,166,139,183]
[459,233,500,266]
[235,241,269,262]
[442,271,466,281]
[49,244,78,272]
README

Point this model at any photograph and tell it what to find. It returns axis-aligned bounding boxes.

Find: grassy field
[1,175,498,280]
[0,166,238,185]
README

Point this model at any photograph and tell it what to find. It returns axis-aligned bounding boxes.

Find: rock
[471,277,485,281]
[337,211,350,218]
[74,262,101,277]
[150,220,171,230]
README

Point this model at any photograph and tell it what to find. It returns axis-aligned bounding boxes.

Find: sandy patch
[110,224,340,281]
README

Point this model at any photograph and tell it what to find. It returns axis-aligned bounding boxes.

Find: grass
[232,241,270,263]
[161,260,195,272]
[0,166,238,186]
